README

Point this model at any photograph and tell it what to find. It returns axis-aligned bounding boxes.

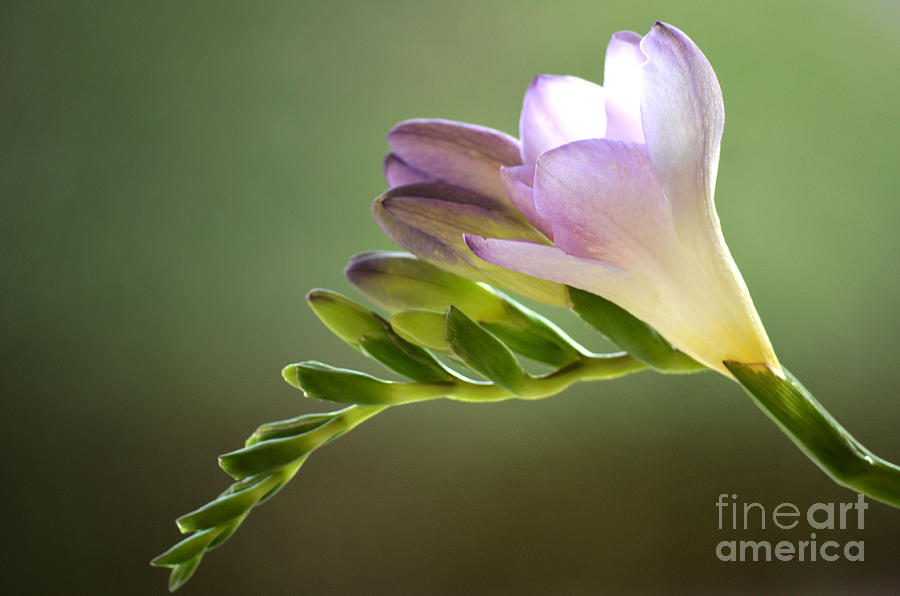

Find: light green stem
[447,352,647,402]
[346,352,648,406]
[728,362,900,509]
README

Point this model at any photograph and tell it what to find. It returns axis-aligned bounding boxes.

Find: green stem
[447,352,647,402]
[331,404,389,431]
[318,404,389,444]
[726,362,900,509]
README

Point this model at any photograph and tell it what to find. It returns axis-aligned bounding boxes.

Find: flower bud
[348,251,583,366]
[345,251,507,320]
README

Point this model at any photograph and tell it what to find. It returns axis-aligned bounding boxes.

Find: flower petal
[383,153,432,186]
[533,138,677,269]
[464,235,656,318]
[387,119,521,204]
[603,31,645,143]
[638,23,778,372]
[519,75,607,164]
[465,235,772,375]
[639,22,724,247]
[372,183,567,306]
[499,165,553,239]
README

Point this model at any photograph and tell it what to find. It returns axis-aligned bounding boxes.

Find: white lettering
[739,540,771,562]
[854,494,867,529]
[716,540,736,561]
[820,540,840,562]
[772,502,799,529]
[774,540,794,561]
[807,502,834,530]
[845,541,864,561]
[743,502,765,530]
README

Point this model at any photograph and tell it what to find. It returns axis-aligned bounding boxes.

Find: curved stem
[726,362,900,509]
[446,352,647,402]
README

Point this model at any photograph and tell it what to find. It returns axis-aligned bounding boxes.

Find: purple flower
[374,22,779,375]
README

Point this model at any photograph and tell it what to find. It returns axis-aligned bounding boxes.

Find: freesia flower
[374,22,779,376]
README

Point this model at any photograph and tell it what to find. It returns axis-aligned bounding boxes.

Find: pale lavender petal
[519,75,607,165]
[464,236,622,285]
[383,153,432,186]
[603,31,645,143]
[499,165,553,239]
[387,119,521,204]
[465,235,771,374]
[639,22,724,246]
[533,138,677,269]
[465,235,657,315]
[373,183,520,270]
[372,182,567,305]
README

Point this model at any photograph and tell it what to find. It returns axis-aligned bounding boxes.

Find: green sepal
[391,303,582,367]
[219,424,324,479]
[358,330,453,383]
[151,528,220,568]
[389,308,450,352]
[175,476,270,533]
[568,287,703,373]
[347,252,585,367]
[154,403,389,590]
[481,291,582,366]
[168,556,203,592]
[219,406,390,479]
[444,306,529,393]
[307,288,453,382]
[256,474,292,505]
[245,412,337,446]
[205,514,247,549]
[306,289,383,348]
[346,251,509,319]
[481,321,575,367]
[290,361,451,405]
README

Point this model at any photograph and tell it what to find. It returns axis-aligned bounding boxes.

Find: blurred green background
[3,0,898,593]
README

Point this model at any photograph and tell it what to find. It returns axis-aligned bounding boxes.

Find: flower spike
[155,21,900,594]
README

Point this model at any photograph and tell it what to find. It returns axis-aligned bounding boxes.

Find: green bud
[151,530,217,568]
[389,309,450,352]
[291,361,451,405]
[176,477,269,533]
[480,290,583,367]
[348,252,584,367]
[358,333,453,383]
[205,514,244,549]
[245,411,338,446]
[306,289,383,349]
[167,557,203,592]
[219,435,312,480]
[444,307,529,394]
[345,251,507,320]
[305,288,452,382]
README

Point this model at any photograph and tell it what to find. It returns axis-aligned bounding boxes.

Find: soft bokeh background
[3,0,898,593]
